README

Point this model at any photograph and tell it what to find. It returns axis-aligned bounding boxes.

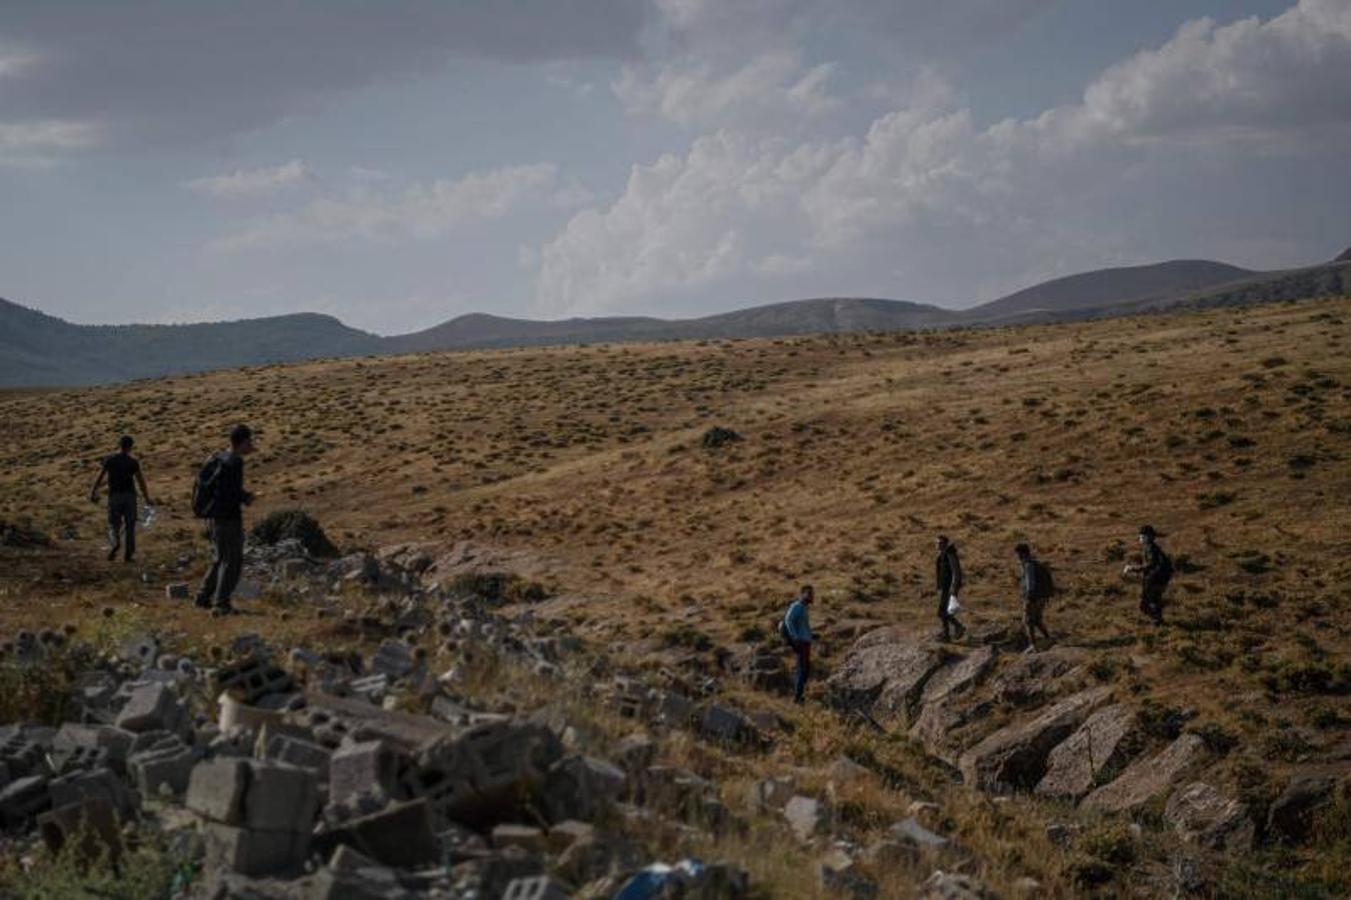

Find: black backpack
[191,454,225,519]
[1151,547,1174,587]
[1029,560,1056,601]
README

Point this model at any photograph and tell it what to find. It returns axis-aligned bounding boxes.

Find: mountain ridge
[4,251,1348,387]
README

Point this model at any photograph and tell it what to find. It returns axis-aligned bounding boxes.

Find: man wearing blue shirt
[783,585,815,704]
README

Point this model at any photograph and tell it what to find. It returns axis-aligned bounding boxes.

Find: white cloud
[615,50,840,128]
[536,0,1351,315]
[0,119,100,151]
[214,162,561,252]
[184,159,315,198]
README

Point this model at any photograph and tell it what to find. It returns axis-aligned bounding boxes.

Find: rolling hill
[4,248,1348,387]
[961,259,1254,322]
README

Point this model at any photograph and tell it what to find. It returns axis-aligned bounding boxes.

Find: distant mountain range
[3,249,1348,387]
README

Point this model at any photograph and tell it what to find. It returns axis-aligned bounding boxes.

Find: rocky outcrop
[919,646,996,706]
[1082,733,1206,813]
[1164,782,1255,851]
[826,628,946,723]
[958,686,1113,793]
[1034,704,1140,801]
[1267,772,1344,844]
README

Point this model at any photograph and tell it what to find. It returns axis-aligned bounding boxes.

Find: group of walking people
[781,527,1173,704]
[89,424,257,616]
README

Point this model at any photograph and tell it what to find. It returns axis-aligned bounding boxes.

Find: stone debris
[0,540,1317,897]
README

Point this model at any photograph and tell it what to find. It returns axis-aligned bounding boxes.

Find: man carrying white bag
[936,534,967,641]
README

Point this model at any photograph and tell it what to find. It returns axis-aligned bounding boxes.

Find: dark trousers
[198,518,244,608]
[1141,583,1166,624]
[938,589,963,636]
[107,492,137,560]
[793,642,811,703]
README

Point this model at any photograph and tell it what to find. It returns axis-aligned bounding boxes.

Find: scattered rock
[826,628,946,723]
[958,686,1113,792]
[783,794,831,843]
[1164,782,1255,851]
[1035,703,1141,801]
[1267,772,1341,845]
[1082,734,1207,813]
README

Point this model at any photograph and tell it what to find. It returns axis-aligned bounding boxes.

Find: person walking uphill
[936,535,966,641]
[1015,543,1054,653]
[1124,525,1172,625]
[194,424,256,616]
[89,435,155,562]
[781,585,816,704]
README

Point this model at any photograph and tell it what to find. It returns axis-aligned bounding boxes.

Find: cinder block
[128,737,195,798]
[49,767,139,821]
[317,798,438,869]
[329,740,401,806]
[244,761,318,833]
[186,758,250,824]
[115,683,183,734]
[0,775,50,826]
[203,822,309,877]
[502,875,572,900]
[492,823,547,853]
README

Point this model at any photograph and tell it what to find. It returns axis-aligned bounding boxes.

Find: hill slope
[5,250,1348,387]
[964,259,1254,321]
[0,298,383,387]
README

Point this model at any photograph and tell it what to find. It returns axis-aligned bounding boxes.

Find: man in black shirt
[935,535,966,641]
[89,435,155,562]
[1124,525,1172,625]
[196,424,256,616]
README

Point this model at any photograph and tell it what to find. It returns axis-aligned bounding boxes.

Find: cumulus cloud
[184,159,315,198]
[214,163,568,252]
[615,50,840,128]
[0,0,647,147]
[536,0,1351,315]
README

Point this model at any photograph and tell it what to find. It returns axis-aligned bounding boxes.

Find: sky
[1,0,1349,334]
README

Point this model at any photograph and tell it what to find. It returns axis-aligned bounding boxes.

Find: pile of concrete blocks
[186,757,319,877]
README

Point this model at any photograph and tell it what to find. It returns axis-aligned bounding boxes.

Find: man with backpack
[193,424,256,616]
[781,585,815,704]
[1124,525,1172,625]
[1015,543,1053,653]
[936,535,966,641]
[89,435,156,562]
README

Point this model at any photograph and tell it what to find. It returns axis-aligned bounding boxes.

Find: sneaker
[194,596,212,609]
[1022,644,1038,655]
[106,544,119,561]
[210,604,237,618]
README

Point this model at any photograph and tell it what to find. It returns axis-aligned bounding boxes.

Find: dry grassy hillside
[1,296,1348,896]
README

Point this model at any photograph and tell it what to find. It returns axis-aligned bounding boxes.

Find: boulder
[819,847,878,898]
[918,646,996,707]
[958,686,1113,792]
[1034,704,1140,801]
[783,795,830,843]
[826,628,945,722]
[990,648,1088,707]
[920,871,998,899]
[1082,733,1206,813]
[538,754,627,823]
[910,694,993,767]
[1267,772,1341,845]
[1164,782,1255,851]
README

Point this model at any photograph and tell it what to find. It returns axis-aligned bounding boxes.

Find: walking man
[1124,525,1172,625]
[89,435,155,562]
[936,535,966,641]
[1015,543,1053,653]
[195,424,256,616]
[782,585,816,704]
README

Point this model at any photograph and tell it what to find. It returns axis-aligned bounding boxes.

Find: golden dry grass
[1,296,1349,895]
